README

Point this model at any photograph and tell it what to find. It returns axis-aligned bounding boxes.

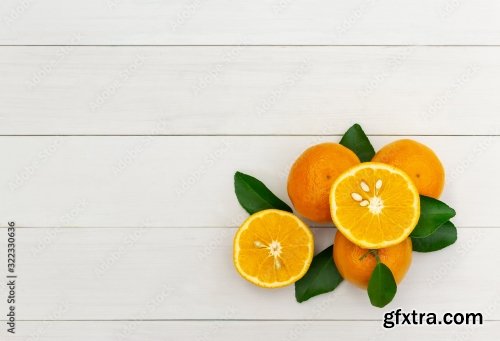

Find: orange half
[233,209,314,288]
[330,162,420,249]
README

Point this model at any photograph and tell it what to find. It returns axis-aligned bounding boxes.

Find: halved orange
[233,209,314,288]
[330,162,420,249]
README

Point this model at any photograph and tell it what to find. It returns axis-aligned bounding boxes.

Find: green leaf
[339,123,375,162]
[234,171,292,215]
[411,196,456,238]
[368,262,397,308]
[412,221,457,252]
[295,245,343,303]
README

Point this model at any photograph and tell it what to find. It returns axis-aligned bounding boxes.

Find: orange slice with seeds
[330,162,420,249]
[233,209,314,288]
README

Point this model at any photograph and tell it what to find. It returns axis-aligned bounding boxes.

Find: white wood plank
[0,136,498,228]
[0,228,498,320]
[1,46,499,135]
[1,1,500,45]
[3,321,500,341]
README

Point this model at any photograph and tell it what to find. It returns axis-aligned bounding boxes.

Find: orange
[372,139,445,198]
[287,143,360,223]
[233,209,314,288]
[333,231,412,289]
[330,162,420,249]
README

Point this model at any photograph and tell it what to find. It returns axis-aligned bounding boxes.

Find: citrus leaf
[295,245,343,303]
[339,123,375,162]
[234,171,292,214]
[412,221,457,252]
[411,196,456,238]
[368,262,397,308]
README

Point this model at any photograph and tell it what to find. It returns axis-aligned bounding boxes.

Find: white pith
[368,195,384,214]
[254,239,283,269]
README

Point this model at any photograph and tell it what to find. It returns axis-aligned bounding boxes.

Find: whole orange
[333,231,412,289]
[372,139,445,198]
[287,143,360,223]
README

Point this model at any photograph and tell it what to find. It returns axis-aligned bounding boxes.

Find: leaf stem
[371,249,381,263]
[359,251,370,261]
[359,249,381,263]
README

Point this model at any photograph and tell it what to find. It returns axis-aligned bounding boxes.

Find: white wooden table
[1,1,500,340]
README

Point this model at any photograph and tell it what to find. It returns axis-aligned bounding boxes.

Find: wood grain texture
[0,46,499,135]
[3,321,500,341]
[0,136,498,228]
[0,228,498,320]
[1,1,500,45]
[1,2,499,338]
